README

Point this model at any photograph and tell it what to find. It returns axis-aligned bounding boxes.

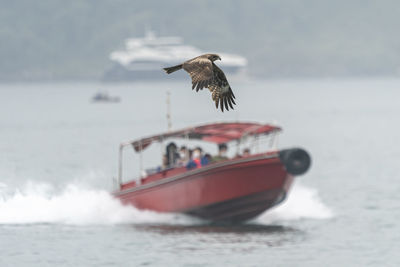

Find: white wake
[0,181,333,225]
[256,182,334,224]
[0,182,191,225]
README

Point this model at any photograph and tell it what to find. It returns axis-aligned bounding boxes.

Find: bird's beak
[218,57,221,61]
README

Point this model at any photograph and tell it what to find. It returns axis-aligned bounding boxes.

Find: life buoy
[279,148,311,175]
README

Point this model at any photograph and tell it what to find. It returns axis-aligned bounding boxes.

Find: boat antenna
[166,90,172,132]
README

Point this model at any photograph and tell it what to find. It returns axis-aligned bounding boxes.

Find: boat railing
[116,123,281,189]
[236,128,280,155]
[118,141,144,188]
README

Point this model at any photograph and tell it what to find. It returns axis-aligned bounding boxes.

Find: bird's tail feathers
[163,64,183,74]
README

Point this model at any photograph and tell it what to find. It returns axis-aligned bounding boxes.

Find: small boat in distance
[91,91,120,103]
[112,122,311,223]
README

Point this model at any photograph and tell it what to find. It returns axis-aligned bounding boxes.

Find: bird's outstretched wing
[208,63,236,112]
[182,56,214,91]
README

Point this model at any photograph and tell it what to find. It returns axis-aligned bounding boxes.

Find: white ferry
[103,30,247,81]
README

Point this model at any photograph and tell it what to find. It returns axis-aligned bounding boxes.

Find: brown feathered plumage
[163,53,236,112]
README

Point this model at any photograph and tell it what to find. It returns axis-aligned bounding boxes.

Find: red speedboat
[112,122,311,223]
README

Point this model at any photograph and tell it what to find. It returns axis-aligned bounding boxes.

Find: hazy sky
[1,0,400,80]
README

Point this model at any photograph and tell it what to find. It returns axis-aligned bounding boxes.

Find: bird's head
[208,54,221,62]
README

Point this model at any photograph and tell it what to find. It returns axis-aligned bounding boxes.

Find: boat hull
[114,154,294,222]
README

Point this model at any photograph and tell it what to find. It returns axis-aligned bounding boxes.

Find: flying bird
[163,54,236,112]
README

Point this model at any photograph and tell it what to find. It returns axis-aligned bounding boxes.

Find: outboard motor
[279,148,311,175]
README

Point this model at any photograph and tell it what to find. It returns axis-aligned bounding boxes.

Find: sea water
[0,79,399,266]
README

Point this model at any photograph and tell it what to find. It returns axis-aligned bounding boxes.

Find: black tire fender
[279,148,311,176]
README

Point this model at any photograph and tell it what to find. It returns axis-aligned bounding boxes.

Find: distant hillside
[1,0,400,81]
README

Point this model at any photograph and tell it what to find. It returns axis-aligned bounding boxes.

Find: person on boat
[177,146,189,166]
[161,154,168,170]
[204,153,212,163]
[242,148,251,157]
[166,142,180,168]
[186,147,209,169]
[211,143,229,162]
[198,147,210,166]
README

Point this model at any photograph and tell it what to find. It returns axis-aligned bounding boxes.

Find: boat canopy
[127,122,281,152]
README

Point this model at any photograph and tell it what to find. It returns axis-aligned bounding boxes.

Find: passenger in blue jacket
[186,147,209,170]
